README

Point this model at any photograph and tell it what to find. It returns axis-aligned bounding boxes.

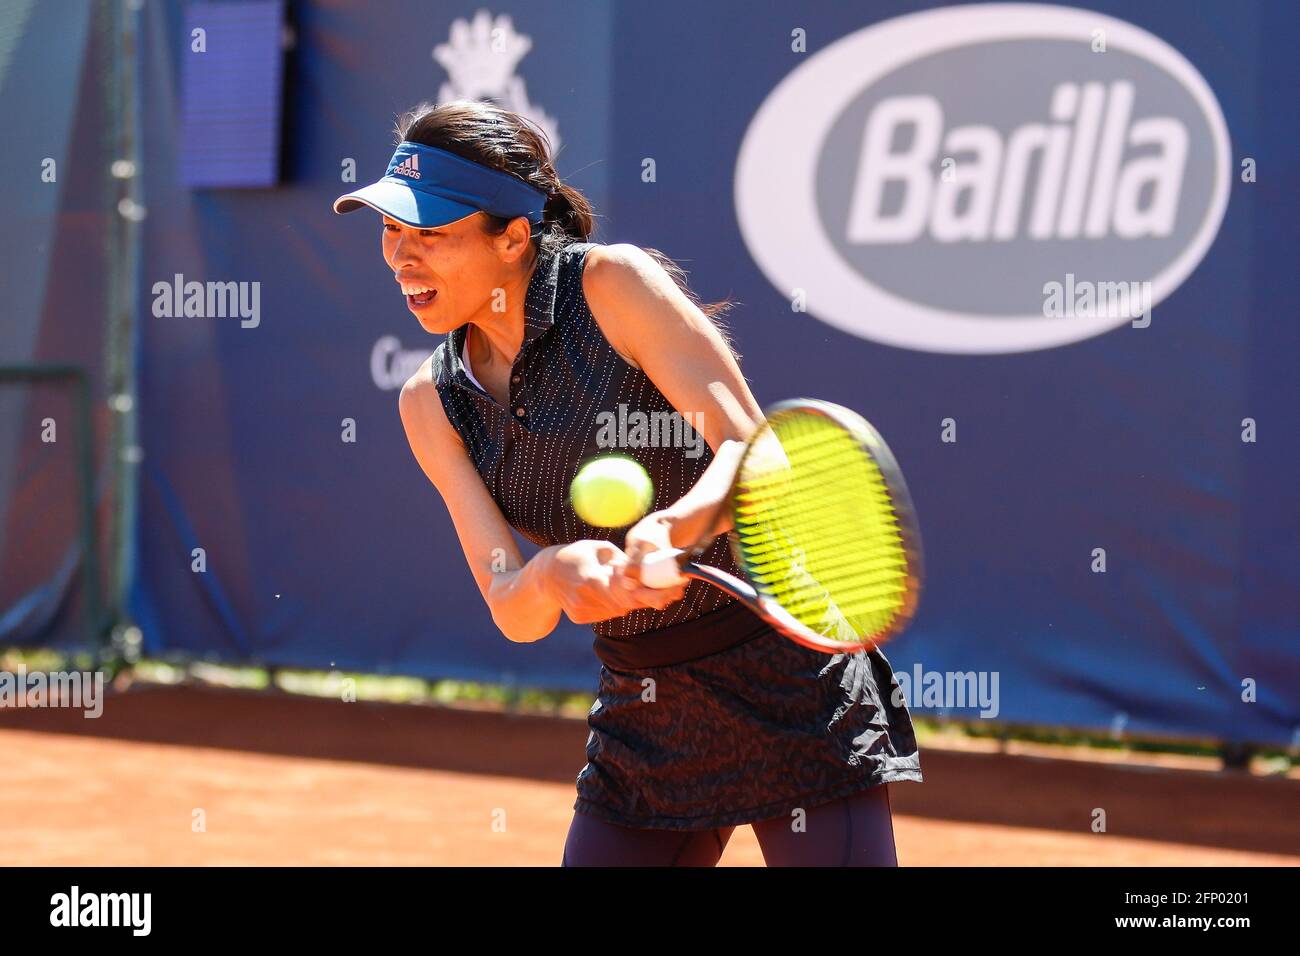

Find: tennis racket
[639,398,922,654]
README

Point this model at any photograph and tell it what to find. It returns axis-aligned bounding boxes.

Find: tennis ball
[570,455,654,528]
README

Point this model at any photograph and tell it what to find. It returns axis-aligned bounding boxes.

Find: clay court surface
[2,685,1296,866]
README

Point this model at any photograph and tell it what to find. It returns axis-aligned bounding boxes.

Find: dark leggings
[562,784,897,866]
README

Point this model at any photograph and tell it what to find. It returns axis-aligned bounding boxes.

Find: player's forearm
[659,438,747,546]
[486,545,564,643]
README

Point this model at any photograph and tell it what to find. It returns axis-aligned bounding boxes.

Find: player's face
[383,212,518,335]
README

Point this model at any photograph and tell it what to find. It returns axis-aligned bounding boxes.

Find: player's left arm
[582,243,764,553]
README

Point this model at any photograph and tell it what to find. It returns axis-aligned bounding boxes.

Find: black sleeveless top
[430,240,923,831]
[430,241,743,640]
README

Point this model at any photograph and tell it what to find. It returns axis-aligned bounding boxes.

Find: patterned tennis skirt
[573,601,923,831]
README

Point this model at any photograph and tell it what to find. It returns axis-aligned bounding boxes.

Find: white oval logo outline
[734,3,1232,354]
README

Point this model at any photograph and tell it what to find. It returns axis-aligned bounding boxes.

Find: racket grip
[640,548,688,589]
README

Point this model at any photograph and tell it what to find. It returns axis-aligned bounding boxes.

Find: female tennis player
[334,100,921,866]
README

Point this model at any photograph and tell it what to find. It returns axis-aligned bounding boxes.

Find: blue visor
[333,141,548,228]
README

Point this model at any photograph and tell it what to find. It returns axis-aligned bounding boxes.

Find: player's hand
[619,512,688,605]
[546,539,682,624]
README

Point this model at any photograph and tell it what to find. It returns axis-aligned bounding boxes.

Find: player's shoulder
[581,242,659,288]
[398,351,445,424]
[578,243,665,331]
[398,353,467,456]
[552,242,666,370]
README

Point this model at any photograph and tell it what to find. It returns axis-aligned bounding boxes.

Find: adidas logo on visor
[392,154,421,180]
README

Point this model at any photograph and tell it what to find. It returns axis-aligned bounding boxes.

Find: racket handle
[640,548,688,588]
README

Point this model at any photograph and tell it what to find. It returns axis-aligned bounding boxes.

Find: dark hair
[394,99,739,356]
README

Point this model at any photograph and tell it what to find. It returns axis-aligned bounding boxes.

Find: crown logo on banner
[433,10,562,154]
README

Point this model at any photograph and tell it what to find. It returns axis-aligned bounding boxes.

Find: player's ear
[491,215,534,264]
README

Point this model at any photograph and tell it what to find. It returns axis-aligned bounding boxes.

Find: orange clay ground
[1,685,1296,866]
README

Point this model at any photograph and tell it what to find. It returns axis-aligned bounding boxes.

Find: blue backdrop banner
[124,1,1298,746]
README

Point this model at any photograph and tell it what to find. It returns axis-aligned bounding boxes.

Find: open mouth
[400,284,437,308]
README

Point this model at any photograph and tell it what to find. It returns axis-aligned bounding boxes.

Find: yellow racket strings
[733,412,910,642]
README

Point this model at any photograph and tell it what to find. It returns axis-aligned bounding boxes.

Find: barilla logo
[393,153,421,180]
[734,4,1231,353]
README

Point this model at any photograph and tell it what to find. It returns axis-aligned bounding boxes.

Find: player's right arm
[397,357,681,641]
